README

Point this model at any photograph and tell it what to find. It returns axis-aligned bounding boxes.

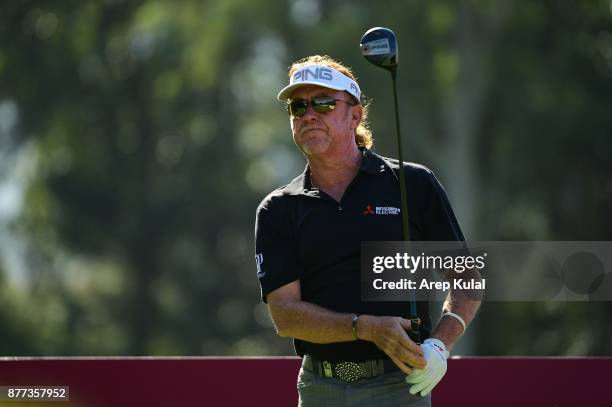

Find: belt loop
[303,355,316,375]
[322,361,333,378]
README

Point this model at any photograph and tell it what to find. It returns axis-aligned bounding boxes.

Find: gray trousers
[297,360,432,407]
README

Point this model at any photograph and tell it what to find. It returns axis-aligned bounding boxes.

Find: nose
[301,102,319,120]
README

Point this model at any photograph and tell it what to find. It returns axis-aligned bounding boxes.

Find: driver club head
[360,27,398,72]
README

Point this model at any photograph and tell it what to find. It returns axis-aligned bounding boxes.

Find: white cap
[276,64,361,102]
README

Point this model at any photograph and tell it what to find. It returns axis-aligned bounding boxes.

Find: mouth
[301,127,325,136]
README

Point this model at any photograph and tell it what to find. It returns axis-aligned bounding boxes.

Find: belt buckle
[334,361,365,382]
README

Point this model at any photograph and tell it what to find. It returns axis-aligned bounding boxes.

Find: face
[288,85,362,158]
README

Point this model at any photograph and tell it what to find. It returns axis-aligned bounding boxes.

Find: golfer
[254,55,480,406]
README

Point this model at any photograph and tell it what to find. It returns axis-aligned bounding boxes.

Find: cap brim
[276,81,345,101]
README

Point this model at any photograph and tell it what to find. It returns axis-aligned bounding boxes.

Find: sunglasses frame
[286,95,356,118]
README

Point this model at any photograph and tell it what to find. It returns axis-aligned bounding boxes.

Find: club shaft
[391,71,410,242]
[391,70,418,324]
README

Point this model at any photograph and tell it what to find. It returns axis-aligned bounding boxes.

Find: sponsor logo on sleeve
[255,253,265,278]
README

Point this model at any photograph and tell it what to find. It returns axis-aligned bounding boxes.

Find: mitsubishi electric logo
[376,206,400,215]
[363,204,400,215]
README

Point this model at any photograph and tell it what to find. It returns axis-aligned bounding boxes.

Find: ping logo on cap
[277,64,361,101]
[293,67,333,82]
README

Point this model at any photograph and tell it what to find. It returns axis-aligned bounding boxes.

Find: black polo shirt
[254,148,464,362]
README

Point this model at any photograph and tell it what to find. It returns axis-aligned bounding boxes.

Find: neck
[307,145,363,189]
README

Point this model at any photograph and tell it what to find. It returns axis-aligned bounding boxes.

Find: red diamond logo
[362,204,374,215]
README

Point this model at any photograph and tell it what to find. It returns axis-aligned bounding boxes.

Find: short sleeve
[254,200,303,303]
[420,171,465,241]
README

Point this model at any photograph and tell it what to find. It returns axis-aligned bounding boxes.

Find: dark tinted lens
[311,96,337,113]
[287,100,308,117]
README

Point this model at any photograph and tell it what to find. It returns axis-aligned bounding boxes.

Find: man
[254,55,480,406]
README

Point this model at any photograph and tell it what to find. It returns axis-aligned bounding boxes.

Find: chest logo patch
[362,204,401,215]
[362,204,375,215]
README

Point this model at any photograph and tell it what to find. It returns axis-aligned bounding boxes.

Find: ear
[351,104,363,129]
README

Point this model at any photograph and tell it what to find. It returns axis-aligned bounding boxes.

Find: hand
[405,338,449,396]
[358,315,426,375]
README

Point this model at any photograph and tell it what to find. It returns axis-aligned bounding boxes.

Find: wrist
[441,311,466,333]
[351,314,360,340]
[355,314,372,341]
[425,338,450,359]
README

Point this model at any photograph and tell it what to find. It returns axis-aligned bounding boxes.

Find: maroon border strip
[0,357,610,406]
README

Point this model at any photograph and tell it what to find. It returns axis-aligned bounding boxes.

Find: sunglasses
[286,95,356,118]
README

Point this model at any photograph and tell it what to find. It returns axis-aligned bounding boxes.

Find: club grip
[408,317,421,344]
[409,317,423,397]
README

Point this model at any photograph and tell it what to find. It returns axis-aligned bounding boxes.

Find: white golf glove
[405,338,449,396]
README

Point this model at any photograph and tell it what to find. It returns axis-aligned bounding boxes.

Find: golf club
[360,27,420,344]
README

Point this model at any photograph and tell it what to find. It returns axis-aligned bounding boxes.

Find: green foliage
[0,0,611,356]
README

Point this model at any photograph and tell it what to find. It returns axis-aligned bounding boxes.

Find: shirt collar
[360,148,388,175]
[282,148,387,196]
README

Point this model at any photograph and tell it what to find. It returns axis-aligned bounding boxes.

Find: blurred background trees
[0,0,611,356]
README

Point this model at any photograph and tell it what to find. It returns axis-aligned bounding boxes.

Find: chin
[302,144,328,156]
[299,138,331,156]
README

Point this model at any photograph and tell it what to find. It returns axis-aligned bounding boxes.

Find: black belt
[303,354,400,382]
